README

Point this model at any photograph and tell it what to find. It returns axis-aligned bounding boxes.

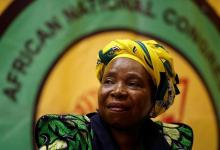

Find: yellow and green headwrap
[96,39,180,117]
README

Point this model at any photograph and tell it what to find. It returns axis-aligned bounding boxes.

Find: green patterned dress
[35,113,193,150]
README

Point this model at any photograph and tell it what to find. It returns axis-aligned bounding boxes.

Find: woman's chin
[111,123,130,130]
[105,115,136,129]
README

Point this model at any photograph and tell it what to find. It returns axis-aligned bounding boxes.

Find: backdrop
[0,0,219,149]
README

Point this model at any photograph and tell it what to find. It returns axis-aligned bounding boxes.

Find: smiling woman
[35,39,193,150]
[98,57,154,130]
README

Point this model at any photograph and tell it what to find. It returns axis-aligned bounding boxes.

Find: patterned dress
[35,113,193,150]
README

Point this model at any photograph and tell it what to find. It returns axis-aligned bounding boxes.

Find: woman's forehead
[104,57,151,78]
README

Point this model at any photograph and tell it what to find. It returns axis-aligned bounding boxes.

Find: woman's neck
[110,126,141,150]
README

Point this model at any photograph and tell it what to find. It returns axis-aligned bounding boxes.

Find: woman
[35,39,193,150]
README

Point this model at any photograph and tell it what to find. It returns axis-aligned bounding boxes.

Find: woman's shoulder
[35,114,93,150]
[155,121,193,150]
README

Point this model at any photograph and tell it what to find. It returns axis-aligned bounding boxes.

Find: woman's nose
[110,82,127,99]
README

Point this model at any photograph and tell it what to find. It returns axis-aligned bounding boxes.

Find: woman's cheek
[98,86,109,105]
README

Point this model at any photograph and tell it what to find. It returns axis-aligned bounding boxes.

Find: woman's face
[98,57,154,129]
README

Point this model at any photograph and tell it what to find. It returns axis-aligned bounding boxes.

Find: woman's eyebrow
[103,71,117,78]
[126,72,144,79]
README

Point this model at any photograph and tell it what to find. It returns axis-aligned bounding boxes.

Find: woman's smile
[106,102,131,112]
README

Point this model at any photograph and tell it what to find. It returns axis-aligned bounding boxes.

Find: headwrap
[96,39,180,117]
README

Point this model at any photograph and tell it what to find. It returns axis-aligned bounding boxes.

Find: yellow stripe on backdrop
[0,0,13,15]
[208,0,220,16]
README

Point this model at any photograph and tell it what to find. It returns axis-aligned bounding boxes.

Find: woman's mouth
[107,103,130,112]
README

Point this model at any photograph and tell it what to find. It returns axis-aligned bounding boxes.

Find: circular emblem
[0,1,219,149]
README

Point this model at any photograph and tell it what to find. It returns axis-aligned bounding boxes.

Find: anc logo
[0,1,219,150]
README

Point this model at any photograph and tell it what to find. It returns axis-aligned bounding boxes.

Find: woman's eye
[103,78,114,85]
[128,81,141,88]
